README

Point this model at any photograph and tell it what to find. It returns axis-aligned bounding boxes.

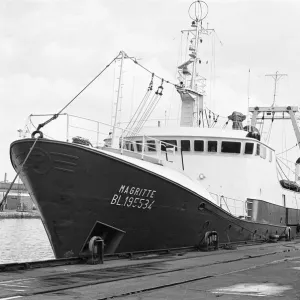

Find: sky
[1,0,300,181]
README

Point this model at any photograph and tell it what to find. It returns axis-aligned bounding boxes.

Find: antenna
[247,68,251,125]
[187,0,209,91]
[111,51,125,148]
[177,1,215,128]
[265,71,287,107]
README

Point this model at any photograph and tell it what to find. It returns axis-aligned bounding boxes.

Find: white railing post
[66,113,69,142]
[142,135,145,160]
[121,130,124,155]
[159,141,162,161]
[235,199,237,216]
[96,122,100,148]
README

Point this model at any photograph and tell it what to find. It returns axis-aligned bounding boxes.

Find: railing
[26,114,184,169]
[111,131,183,170]
[209,192,247,218]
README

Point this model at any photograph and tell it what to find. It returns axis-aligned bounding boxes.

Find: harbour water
[0,218,55,264]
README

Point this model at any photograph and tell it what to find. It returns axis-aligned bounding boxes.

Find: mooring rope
[34,51,178,134]
[35,54,120,133]
[0,137,40,211]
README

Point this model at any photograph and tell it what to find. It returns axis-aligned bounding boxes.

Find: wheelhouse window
[208,141,217,152]
[256,144,260,156]
[181,140,190,151]
[161,140,177,152]
[245,142,254,154]
[194,140,204,152]
[221,141,241,154]
[136,141,143,152]
[147,140,156,152]
[124,142,134,151]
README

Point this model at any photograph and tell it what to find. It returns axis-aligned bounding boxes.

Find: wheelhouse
[123,135,275,162]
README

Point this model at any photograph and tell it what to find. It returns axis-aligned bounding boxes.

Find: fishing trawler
[8,0,300,259]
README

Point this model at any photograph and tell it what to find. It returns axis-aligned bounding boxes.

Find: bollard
[285,227,291,241]
[88,236,104,264]
[199,231,219,251]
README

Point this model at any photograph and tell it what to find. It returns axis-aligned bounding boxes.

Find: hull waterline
[10,139,292,258]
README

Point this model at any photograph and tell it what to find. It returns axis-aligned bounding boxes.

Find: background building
[0,174,35,211]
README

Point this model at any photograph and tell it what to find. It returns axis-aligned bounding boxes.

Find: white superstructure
[99,1,300,220]
[115,125,300,217]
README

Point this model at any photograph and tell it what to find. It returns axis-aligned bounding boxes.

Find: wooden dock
[0,211,40,219]
[1,240,300,299]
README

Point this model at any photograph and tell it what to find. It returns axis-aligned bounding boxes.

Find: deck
[1,240,300,299]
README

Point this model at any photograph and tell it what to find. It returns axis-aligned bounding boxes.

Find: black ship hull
[10,139,294,258]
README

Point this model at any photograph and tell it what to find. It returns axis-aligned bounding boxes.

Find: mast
[265,71,287,107]
[189,13,201,90]
[111,51,125,148]
[177,0,213,127]
[246,69,251,125]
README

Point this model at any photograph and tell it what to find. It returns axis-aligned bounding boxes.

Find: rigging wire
[205,106,228,119]
[259,112,265,137]
[36,54,120,132]
[0,136,40,211]
[130,80,164,136]
[276,165,284,181]
[276,143,299,156]
[110,60,117,126]
[176,32,184,125]
[204,108,209,127]
[222,120,229,129]
[277,156,297,177]
[29,116,55,140]
[125,74,154,137]
[265,114,274,144]
[211,114,219,128]
[276,162,284,180]
[276,155,299,165]
[209,31,215,107]
[276,158,291,181]
[129,60,137,120]
[126,55,176,87]
[125,91,152,136]
[34,51,178,133]
[185,32,190,68]
[168,32,183,125]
